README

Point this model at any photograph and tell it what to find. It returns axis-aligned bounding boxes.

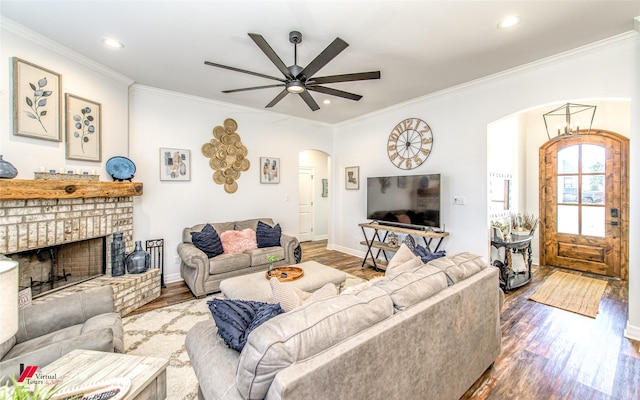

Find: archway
[299,150,331,242]
[487,99,631,268]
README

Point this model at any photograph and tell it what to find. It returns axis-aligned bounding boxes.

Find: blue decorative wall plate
[106,156,136,181]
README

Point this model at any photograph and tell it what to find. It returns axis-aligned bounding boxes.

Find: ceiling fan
[204,31,380,111]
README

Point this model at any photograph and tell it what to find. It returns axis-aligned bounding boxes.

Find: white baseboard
[313,234,328,241]
[330,244,364,258]
[163,273,183,284]
[624,321,640,341]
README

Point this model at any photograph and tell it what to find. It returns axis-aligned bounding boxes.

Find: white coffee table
[40,349,168,400]
[219,260,347,302]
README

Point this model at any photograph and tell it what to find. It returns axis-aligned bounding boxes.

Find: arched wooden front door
[539,129,628,279]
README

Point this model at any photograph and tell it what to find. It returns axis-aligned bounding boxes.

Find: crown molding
[634,16,640,32]
[337,30,639,127]
[129,84,333,127]
[1,16,134,86]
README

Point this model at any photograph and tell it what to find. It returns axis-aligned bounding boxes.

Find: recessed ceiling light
[101,37,124,49]
[497,15,521,30]
[323,99,331,105]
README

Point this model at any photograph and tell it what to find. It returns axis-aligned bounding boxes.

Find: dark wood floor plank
[127,240,640,398]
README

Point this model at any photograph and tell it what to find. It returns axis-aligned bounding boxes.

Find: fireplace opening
[8,237,106,298]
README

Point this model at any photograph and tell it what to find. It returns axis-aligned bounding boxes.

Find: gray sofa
[178,218,300,298]
[0,286,124,385]
[186,253,502,400]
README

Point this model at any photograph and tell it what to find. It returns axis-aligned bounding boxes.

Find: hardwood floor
[129,240,640,399]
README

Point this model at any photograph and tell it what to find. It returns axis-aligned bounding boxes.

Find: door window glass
[581,175,605,204]
[556,144,606,237]
[558,146,578,173]
[582,206,605,237]
[557,205,579,234]
[558,176,578,204]
[581,145,605,173]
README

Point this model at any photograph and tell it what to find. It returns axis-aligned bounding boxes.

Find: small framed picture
[260,157,280,184]
[13,58,62,142]
[345,166,359,190]
[65,94,102,161]
[160,148,191,181]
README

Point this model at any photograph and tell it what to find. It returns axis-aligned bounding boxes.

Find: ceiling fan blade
[306,85,362,101]
[204,61,285,82]
[299,91,320,111]
[265,89,289,108]
[298,37,349,80]
[222,84,285,93]
[310,71,380,85]
[248,33,293,78]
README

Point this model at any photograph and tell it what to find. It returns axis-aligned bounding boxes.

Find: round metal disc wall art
[202,118,250,193]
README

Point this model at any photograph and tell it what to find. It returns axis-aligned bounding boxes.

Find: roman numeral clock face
[387,118,433,170]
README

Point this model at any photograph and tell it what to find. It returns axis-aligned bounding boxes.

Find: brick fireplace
[10,237,105,297]
[0,179,160,316]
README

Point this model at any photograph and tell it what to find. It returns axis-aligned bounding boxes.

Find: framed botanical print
[65,94,102,161]
[160,147,191,181]
[345,166,360,190]
[13,58,62,141]
[260,157,280,183]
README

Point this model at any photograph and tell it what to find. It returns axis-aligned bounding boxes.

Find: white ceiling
[2,1,639,124]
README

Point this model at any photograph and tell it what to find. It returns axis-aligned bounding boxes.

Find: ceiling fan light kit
[286,80,305,94]
[205,31,380,111]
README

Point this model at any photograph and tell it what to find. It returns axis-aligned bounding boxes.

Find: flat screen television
[366,174,441,229]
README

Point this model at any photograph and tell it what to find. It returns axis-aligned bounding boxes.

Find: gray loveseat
[0,286,124,385]
[186,253,502,400]
[178,218,300,298]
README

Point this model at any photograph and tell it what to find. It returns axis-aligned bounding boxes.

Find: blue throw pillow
[207,298,284,352]
[413,245,446,263]
[256,220,282,248]
[191,224,223,258]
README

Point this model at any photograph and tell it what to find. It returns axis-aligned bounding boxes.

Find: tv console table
[359,222,449,270]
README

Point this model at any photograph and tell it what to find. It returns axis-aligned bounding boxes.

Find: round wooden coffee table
[266,266,304,282]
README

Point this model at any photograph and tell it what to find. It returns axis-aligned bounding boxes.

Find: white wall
[129,86,333,282]
[331,33,640,340]
[626,26,640,341]
[299,150,330,239]
[0,19,132,180]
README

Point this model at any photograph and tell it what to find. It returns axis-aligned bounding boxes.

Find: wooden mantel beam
[0,179,143,200]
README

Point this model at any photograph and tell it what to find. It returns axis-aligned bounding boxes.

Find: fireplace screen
[9,237,106,298]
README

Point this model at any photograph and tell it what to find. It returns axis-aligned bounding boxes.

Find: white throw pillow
[386,243,422,276]
[341,276,386,295]
[269,278,337,312]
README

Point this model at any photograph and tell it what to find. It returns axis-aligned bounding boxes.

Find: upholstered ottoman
[219,260,347,302]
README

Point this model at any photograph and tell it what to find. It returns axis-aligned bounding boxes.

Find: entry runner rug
[529,271,607,318]
[122,274,366,399]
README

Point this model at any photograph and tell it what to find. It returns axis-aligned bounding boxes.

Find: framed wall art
[160,147,191,181]
[65,94,102,161]
[260,157,280,184]
[13,58,62,141]
[345,166,360,190]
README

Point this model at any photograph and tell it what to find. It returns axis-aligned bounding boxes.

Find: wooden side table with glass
[491,232,533,292]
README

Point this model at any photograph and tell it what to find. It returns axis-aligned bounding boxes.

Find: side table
[490,234,533,292]
[40,349,168,399]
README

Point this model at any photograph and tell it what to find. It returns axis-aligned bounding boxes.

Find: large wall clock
[387,118,433,170]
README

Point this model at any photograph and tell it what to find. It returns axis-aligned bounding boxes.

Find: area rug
[528,271,607,318]
[122,274,366,399]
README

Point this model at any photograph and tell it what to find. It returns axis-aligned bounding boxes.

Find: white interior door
[298,167,314,242]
